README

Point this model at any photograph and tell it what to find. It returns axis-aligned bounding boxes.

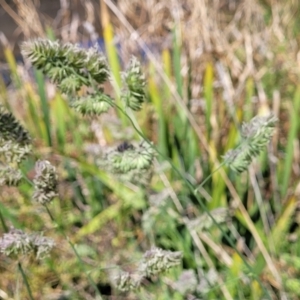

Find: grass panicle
[122,57,147,111]
[111,247,183,292]
[106,142,155,173]
[0,227,54,260]
[32,160,58,205]
[71,93,113,116]
[0,105,31,145]
[112,271,142,292]
[21,39,109,94]
[139,247,183,277]
[0,105,32,164]
[0,165,22,186]
[224,114,277,173]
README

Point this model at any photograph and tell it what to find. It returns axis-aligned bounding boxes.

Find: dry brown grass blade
[0,0,29,36]
[14,0,44,38]
[190,230,233,300]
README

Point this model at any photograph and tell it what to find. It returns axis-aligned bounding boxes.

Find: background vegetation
[1,0,300,299]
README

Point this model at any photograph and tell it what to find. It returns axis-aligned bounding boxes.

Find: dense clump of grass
[0,38,279,300]
[0,39,181,299]
[1,2,300,299]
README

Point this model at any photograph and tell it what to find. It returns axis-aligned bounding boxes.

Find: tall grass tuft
[1,1,300,297]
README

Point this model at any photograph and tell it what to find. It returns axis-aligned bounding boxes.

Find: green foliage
[1,6,300,298]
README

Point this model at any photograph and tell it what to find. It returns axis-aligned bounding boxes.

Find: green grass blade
[245,77,254,122]
[162,49,172,99]
[100,3,126,125]
[148,62,168,158]
[271,195,297,252]
[0,76,10,109]
[103,24,121,88]
[23,84,44,139]
[4,47,22,89]
[280,86,300,196]
[172,28,183,99]
[51,94,68,152]
[34,69,52,146]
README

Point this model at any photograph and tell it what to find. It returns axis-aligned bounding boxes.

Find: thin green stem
[0,206,8,232]
[194,162,226,194]
[19,157,102,298]
[18,262,34,300]
[20,168,34,186]
[45,205,103,299]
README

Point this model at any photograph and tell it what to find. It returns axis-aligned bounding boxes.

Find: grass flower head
[0,228,55,260]
[32,160,58,205]
[224,114,277,173]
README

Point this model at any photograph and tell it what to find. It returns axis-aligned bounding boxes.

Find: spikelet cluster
[112,271,143,292]
[139,248,183,276]
[71,93,113,115]
[117,167,153,186]
[95,142,155,186]
[107,142,155,174]
[122,57,146,111]
[0,227,55,260]
[0,105,32,186]
[0,164,22,186]
[22,39,113,116]
[111,247,182,292]
[32,160,58,205]
[224,114,277,173]
[22,40,148,116]
[0,105,32,164]
[0,106,31,145]
[22,39,108,86]
[0,139,32,164]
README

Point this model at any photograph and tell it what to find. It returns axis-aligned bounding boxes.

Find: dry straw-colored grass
[112,0,299,99]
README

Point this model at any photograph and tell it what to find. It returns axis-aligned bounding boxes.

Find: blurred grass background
[1,0,300,299]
